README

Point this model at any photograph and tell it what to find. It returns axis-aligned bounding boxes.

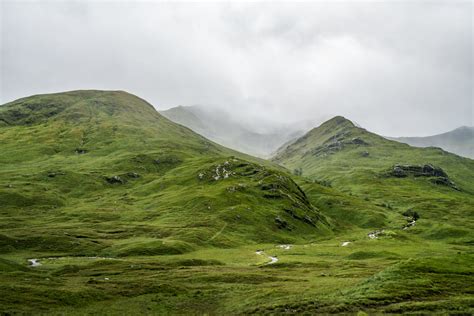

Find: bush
[402,209,420,220]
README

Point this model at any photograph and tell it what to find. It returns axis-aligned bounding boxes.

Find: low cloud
[1,1,472,136]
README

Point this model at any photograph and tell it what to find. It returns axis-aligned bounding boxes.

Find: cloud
[1,0,472,136]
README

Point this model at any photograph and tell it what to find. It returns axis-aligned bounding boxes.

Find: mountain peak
[320,116,355,129]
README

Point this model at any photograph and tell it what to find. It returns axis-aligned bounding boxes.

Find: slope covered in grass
[1,95,472,314]
[0,90,330,256]
[273,116,474,243]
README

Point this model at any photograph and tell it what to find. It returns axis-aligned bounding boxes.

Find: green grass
[0,92,473,314]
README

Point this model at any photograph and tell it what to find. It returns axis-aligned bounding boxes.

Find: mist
[1,0,472,136]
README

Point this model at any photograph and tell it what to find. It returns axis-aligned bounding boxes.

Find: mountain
[273,116,474,238]
[160,105,306,157]
[389,126,474,159]
[271,117,474,313]
[0,90,329,250]
[1,98,473,315]
[0,90,339,314]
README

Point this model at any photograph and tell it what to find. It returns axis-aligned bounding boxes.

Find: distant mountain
[389,126,474,159]
[160,105,307,157]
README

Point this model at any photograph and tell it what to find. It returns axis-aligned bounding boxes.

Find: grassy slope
[0,90,331,250]
[270,116,474,313]
[0,96,472,314]
[273,116,474,240]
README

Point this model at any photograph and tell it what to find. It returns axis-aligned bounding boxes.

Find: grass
[0,92,473,314]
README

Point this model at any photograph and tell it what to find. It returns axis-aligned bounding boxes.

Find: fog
[1,0,472,136]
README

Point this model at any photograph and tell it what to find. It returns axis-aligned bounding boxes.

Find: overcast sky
[1,0,472,136]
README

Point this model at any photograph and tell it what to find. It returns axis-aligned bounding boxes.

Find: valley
[0,91,473,314]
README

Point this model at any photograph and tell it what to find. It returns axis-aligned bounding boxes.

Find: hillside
[0,90,331,250]
[160,105,305,157]
[273,116,474,240]
[271,117,474,313]
[389,126,474,159]
[1,98,473,315]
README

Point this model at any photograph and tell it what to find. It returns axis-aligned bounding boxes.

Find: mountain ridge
[388,126,474,159]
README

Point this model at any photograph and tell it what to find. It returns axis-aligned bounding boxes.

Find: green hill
[0,90,329,253]
[273,116,474,241]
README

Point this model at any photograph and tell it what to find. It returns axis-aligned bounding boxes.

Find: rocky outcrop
[387,164,459,190]
[389,164,447,178]
[198,157,327,230]
[430,177,458,190]
[310,134,370,157]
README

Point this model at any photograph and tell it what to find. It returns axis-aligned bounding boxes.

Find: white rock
[267,256,279,264]
[28,259,41,267]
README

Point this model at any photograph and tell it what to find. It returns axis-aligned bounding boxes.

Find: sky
[1,0,472,137]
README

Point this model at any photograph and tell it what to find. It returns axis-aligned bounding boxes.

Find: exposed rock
[47,171,65,178]
[303,215,316,227]
[275,216,288,229]
[106,176,125,184]
[360,151,370,157]
[75,148,88,154]
[28,259,41,267]
[368,230,384,239]
[311,135,369,157]
[350,137,369,145]
[387,164,458,190]
[430,177,459,190]
[389,164,448,178]
[126,172,140,178]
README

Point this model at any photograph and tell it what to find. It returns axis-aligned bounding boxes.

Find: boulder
[106,176,125,184]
